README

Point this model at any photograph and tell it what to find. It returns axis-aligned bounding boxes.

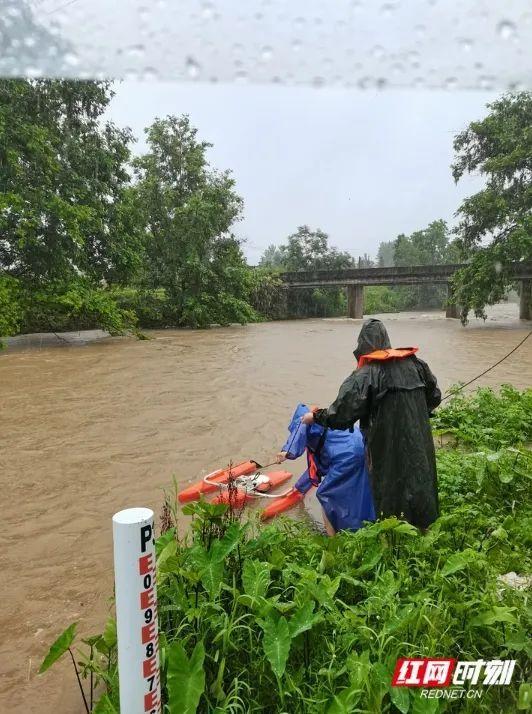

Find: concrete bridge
[280,263,532,319]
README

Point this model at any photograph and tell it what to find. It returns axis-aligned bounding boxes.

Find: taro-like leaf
[39,622,77,673]
[167,640,206,714]
[411,691,439,713]
[191,546,224,597]
[102,617,117,649]
[200,558,224,599]
[242,559,271,599]
[157,538,178,571]
[260,615,291,679]
[211,522,242,562]
[288,600,321,639]
[440,548,477,577]
[471,606,518,627]
[354,542,385,574]
[389,685,410,714]
[326,688,356,714]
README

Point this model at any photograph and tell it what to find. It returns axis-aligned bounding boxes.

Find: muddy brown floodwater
[1,305,531,713]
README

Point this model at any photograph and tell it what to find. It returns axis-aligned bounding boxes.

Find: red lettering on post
[144,690,159,712]
[140,588,155,609]
[143,656,157,678]
[138,554,154,575]
[141,622,156,644]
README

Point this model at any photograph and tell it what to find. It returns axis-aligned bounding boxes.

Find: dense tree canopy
[258,226,354,318]
[2,80,530,339]
[133,115,255,327]
[0,79,142,285]
[451,92,532,321]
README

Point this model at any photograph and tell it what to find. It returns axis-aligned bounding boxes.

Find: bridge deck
[281,263,532,288]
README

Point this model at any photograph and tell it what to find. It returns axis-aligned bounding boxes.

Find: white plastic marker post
[112,508,161,714]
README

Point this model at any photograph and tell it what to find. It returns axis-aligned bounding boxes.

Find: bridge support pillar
[445,284,460,319]
[347,285,364,319]
[519,279,531,320]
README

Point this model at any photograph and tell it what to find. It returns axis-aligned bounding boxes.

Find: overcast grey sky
[107,82,495,263]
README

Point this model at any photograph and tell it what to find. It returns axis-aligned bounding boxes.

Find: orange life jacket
[357,347,418,368]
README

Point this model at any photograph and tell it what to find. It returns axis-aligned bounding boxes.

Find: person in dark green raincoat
[301,319,441,530]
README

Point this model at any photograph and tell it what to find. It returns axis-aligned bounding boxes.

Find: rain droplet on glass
[142,66,159,81]
[127,44,145,60]
[261,46,273,62]
[202,3,214,20]
[185,56,201,79]
[458,37,473,52]
[63,52,80,67]
[497,20,516,40]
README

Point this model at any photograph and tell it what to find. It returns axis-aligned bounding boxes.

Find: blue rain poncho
[281,403,375,532]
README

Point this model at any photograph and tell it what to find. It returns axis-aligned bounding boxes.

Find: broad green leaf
[200,558,224,599]
[39,622,77,673]
[505,628,530,653]
[261,616,291,678]
[93,694,117,714]
[193,547,225,598]
[157,538,178,571]
[354,542,385,574]
[440,548,477,577]
[498,470,514,484]
[411,692,439,714]
[518,683,531,710]
[155,529,176,556]
[242,559,271,599]
[288,600,320,639]
[389,686,410,714]
[326,689,356,714]
[471,606,518,627]
[102,617,117,649]
[167,640,205,714]
[211,522,243,562]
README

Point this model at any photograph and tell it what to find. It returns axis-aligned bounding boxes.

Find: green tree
[393,220,452,267]
[377,240,395,267]
[258,244,284,269]
[133,115,255,327]
[451,92,532,321]
[356,253,374,268]
[0,79,142,285]
[279,225,354,271]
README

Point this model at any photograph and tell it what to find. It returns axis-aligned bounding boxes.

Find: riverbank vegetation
[1,81,530,344]
[41,387,532,712]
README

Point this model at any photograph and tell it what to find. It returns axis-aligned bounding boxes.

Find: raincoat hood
[353,319,392,361]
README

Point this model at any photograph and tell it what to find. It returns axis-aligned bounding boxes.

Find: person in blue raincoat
[276,403,375,535]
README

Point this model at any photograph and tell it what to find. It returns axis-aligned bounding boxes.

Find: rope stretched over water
[441,330,531,402]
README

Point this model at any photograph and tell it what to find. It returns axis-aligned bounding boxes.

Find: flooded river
[1,305,531,713]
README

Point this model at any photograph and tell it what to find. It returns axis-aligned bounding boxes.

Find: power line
[44,0,81,15]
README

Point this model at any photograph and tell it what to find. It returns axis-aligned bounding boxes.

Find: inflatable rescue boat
[177,461,305,518]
